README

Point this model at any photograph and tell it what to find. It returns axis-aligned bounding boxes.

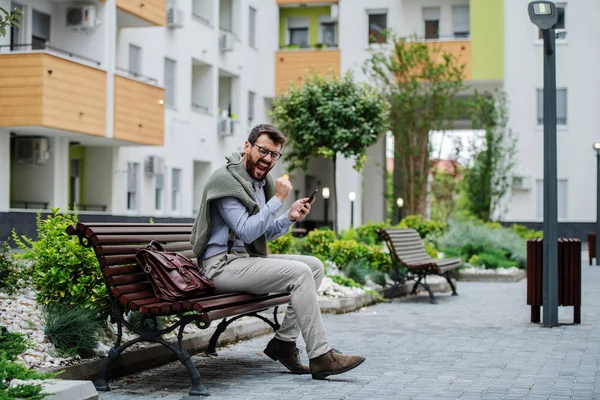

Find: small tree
[363,34,468,216]
[461,91,517,221]
[0,7,23,37]
[271,71,389,235]
[430,162,463,222]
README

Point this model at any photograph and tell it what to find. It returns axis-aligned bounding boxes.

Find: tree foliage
[363,34,468,216]
[461,91,517,221]
[0,7,23,37]
[271,71,389,234]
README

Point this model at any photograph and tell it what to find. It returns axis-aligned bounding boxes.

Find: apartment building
[4,0,583,240]
[502,0,600,237]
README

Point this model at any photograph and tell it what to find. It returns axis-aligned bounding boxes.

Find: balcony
[424,39,472,81]
[109,0,167,27]
[113,75,165,146]
[0,52,106,137]
[275,49,340,94]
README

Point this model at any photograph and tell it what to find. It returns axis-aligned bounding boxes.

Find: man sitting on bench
[190,124,365,380]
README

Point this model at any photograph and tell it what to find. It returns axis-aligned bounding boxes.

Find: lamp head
[322,187,330,199]
[349,191,356,201]
[396,197,404,208]
[593,142,600,152]
[528,1,558,30]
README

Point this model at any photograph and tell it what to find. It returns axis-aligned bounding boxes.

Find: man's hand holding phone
[289,189,318,222]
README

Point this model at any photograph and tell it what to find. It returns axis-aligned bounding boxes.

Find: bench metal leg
[421,280,437,304]
[94,336,143,392]
[443,272,459,296]
[410,276,423,295]
[174,323,209,396]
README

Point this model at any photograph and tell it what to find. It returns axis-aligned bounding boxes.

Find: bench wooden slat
[104,264,141,277]
[112,282,153,296]
[199,295,291,323]
[96,242,194,256]
[85,226,194,235]
[91,234,192,246]
[107,272,147,286]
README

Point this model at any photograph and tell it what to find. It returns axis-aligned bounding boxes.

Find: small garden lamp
[594,143,600,265]
[322,187,330,228]
[349,191,356,228]
[396,197,404,222]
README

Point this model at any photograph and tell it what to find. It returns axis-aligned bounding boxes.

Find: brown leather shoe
[309,349,366,380]
[263,338,310,374]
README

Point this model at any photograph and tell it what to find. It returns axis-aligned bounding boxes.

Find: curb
[38,280,454,384]
[457,270,526,283]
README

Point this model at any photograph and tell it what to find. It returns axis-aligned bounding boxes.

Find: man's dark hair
[248,124,286,147]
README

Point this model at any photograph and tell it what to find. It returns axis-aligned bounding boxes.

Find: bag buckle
[143,265,152,273]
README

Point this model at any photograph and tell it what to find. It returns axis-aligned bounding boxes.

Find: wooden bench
[377,228,461,304]
[66,222,291,397]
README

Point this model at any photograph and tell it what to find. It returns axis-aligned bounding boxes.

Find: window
[127,162,139,211]
[129,44,141,76]
[249,7,257,48]
[539,4,565,39]
[368,12,387,44]
[537,89,567,125]
[248,91,255,123]
[452,5,470,38]
[155,173,164,210]
[319,17,337,47]
[164,58,176,108]
[31,9,50,50]
[287,17,309,47]
[536,179,567,219]
[172,168,181,212]
[423,7,440,39]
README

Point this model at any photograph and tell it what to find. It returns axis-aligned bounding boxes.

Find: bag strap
[227,229,236,254]
[148,240,165,251]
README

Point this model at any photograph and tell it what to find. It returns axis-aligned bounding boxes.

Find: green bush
[44,305,102,359]
[353,221,391,246]
[369,270,388,287]
[0,328,54,400]
[268,232,294,254]
[424,242,438,259]
[126,312,167,332]
[397,214,446,245]
[438,220,526,268]
[0,241,22,296]
[365,245,392,272]
[329,275,363,289]
[11,209,108,316]
[344,260,369,285]
[328,240,371,269]
[303,228,336,260]
[468,250,517,269]
[510,224,543,240]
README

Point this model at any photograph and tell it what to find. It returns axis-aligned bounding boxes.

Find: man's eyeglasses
[253,144,282,161]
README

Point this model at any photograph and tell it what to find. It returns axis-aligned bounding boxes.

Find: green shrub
[397,214,446,245]
[43,305,102,359]
[303,228,336,260]
[438,220,526,268]
[344,260,369,285]
[11,209,108,316]
[424,242,438,259]
[369,270,388,287]
[353,221,391,246]
[328,240,371,269]
[469,249,518,269]
[365,245,392,272]
[126,312,167,332]
[268,232,294,254]
[510,224,543,240]
[0,241,22,296]
[329,275,363,289]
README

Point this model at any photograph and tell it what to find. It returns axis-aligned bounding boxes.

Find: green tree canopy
[271,71,389,234]
[0,7,23,37]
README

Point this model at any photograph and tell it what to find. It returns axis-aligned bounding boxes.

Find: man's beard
[245,155,272,181]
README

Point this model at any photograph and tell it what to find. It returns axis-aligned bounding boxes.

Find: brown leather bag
[135,240,215,301]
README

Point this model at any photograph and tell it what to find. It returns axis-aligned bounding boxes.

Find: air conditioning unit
[167,7,184,28]
[66,5,97,30]
[219,32,234,52]
[145,155,165,175]
[512,175,532,191]
[14,138,50,164]
[218,117,234,136]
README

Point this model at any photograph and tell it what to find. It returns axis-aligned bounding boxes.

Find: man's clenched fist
[275,176,292,202]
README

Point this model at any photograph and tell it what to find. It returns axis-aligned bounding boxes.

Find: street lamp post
[528,1,559,327]
[594,143,600,265]
[322,187,330,228]
[349,191,356,228]
[396,197,404,223]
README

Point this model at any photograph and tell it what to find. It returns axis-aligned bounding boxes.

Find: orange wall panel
[277,0,338,4]
[113,75,165,146]
[116,0,166,26]
[425,40,472,81]
[275,49,341,95]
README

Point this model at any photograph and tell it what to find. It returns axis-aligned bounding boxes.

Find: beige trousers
[202,252,330,359]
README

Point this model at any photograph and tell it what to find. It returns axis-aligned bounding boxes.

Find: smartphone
[307,189,318,204]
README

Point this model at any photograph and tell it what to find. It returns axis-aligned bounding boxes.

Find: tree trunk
[332,156,338,237]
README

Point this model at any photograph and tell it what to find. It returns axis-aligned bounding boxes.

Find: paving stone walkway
[99,265,600,400]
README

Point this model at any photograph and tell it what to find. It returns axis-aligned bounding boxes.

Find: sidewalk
[97,265,600,400]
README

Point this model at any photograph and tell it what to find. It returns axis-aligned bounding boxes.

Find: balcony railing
[115,66,158,85]
[0,43,102,66]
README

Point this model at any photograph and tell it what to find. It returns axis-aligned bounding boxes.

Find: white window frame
[367,9,388,46]
[318,16,337,47]
[452,5,470,38]
[127,162,139,212]
[128,44,142,76]
[249,6,257,48]
[286,17,309,47]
